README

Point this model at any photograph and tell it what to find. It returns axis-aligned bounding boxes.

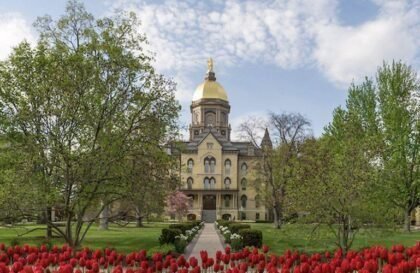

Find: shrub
[255,220,273,223]
[147,244,175,255]
[239,229,262,248]
[229,224,251,233]
[169,224,193,233]
[159,228,182,245]
[217,220,233,227]
[174,238,188,253]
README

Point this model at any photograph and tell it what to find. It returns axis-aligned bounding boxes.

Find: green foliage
[0,0,180,246]
[147,244,175,255]
[174,238,187,253]
[239,229,263,248]
[168,223,194,234]
[159,228,182,245]
[229,224,251,234]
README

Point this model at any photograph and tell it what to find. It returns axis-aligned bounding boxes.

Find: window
[256,213,260,220]
[241,195,247,208]
[205,112,216,127]
[224,195,230,207]
[209,177,216,189]
[224,178,231,189]
[210,158,216,173]
[224,159,231,175]
[241,163,248,175]
[187,177,193,190]
[255,194,261,208]
[187,159,194,173]
[204,159,210,173]
[241,178,247,191]
[187,195,194,208]
[204,178,210,189]
[204,156,216,173]
[207,142,213,149]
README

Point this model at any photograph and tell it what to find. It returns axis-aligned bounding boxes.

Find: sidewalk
[186,223,224,258]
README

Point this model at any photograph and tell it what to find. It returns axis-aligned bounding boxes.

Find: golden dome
[192,58,228,102]
[192,80,228,101]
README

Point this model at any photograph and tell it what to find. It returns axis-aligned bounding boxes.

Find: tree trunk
[404,208,411,232]
[99,204,109,230]
[136,216,143,227]
[46,207,52,239]
[273,203,282,229]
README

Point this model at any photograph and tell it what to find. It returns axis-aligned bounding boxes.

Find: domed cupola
[189,58,231,141]
[192,58,228,102]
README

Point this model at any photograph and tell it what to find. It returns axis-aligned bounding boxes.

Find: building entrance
[202,195,216,222]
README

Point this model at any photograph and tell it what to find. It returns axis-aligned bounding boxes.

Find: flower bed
[215,221,262,251]
[159,221,205,253]
[0,243,419,273]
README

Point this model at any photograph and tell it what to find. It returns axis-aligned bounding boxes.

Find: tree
[0,1,180,247]
[292,108,382,253]
[239,112,311,229]
[376,62,419,231]
[166,191,191,221]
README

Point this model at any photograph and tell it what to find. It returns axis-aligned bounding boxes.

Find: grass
[0,222,172,254]
[0,222,418,255]
[250,223,420,254]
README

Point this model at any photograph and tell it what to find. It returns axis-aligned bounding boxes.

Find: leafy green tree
[0,1,179,247]
[376,62,419,231]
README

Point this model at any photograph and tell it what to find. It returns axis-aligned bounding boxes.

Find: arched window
[204,156,216,173]
[224,178,231,189]
[205,112,216,127]
[209,177,216,189]
[255,194,261,208]
[187,177,193,190]
[204,177,210,189]
[210,158,216,173]
[204,158,210,173]
[224,195,231,207]
[241,195,247,208]
[224,159,231,175]
[241,163,248,175]
[241,178,247,191]
[187,159,194,173]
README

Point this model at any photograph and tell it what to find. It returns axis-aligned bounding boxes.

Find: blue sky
[0,0,418,139]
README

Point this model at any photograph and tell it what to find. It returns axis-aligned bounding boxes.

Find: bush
[147,244,175,255]
[255,220,273,223]
[229,224,251,233]
[239,229,262,248]
[168,224,193,234]
[159,228,182,245]
[174,239,187,253]
[217,220,233,227]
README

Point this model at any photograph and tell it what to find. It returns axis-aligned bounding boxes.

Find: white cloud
[112,0,338,101]
[314,1,420,87]
[0,12,35,60]
[111,0,419,94]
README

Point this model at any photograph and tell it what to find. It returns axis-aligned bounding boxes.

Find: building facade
[177,59,268,223]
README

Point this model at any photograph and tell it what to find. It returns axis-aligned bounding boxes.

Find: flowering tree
[166,191,191,221]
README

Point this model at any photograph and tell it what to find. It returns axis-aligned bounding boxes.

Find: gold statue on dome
[207,58,214,73]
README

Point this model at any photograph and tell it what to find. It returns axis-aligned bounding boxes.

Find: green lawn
[250,223,420,254]
[0,223,172,254]
[0,222,418,255]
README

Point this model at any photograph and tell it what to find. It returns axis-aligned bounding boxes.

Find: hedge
[239,229,262,248]
[229,224,251,234]
[168,224,193,233]
[159,228,182,245]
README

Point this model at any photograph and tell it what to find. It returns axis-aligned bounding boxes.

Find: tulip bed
[0,242,419,273]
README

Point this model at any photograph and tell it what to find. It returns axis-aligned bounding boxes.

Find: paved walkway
[186,223,224,258]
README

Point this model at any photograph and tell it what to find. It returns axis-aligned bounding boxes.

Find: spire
[261,128,272,149]
[205,57,216,81]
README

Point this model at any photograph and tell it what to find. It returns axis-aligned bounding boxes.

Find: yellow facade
[177,59,267,222]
